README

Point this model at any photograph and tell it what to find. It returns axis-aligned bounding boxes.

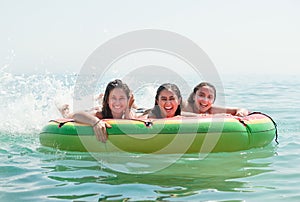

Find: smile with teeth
[200,103,208,107]
[113,105,122,110]
[164,106,173,110]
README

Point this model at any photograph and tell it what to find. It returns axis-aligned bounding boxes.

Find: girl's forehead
[197,86,215,94]
[159,89,177,97]
[109,88,126,96]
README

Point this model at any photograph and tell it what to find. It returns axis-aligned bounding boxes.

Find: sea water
[1,71,300,201]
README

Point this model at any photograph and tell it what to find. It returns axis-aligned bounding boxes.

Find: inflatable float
[39,112,277,154]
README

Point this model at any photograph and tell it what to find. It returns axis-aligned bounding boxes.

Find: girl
[69,79,135,142]
[147,83,182,118]
[183,82,248,116]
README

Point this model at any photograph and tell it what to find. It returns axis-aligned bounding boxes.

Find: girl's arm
[70,111,111,142]
[210,106,249,116]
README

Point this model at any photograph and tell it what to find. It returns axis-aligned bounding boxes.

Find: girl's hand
[235,108,249,117]
[128,93,135,109]
[92,120,112,142]
[123,93,136,119]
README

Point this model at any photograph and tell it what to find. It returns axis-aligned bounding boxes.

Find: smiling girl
[69,79,135,142]
[183,82,248,116]
[147,83,182,118]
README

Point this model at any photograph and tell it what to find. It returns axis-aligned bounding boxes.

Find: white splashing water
[0,71,158,135]
[0,72,76,134]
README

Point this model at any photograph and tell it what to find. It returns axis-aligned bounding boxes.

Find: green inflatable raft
[39,112,277,154]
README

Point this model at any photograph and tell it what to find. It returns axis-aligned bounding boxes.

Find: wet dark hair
[150,83,182,118]
[101,79,131,118]
[187,82,216,105]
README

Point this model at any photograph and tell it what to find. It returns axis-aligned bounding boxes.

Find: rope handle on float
[113,118,154,128]
[235,111,278,144]
[49,119,75,128]
[49,118,154,128]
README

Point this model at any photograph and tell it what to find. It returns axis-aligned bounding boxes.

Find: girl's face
[193,86,215,113]
[157,89,181,118]
[108,88,128,118]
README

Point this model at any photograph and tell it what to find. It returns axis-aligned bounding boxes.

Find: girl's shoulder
[95,111,104,119]
[147,110,157,119]
[146,107,160,119]
[182,101,193,112]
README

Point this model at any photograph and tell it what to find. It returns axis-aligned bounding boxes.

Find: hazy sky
[1,0,299,76]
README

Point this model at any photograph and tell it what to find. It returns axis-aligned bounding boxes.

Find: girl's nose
[114,99,121,104]
[202,97,209,103]
[165,100,172,104]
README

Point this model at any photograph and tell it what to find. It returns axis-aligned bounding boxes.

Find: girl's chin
[199,108,209,113]
[112,109,125,114]
[166,112,175,117]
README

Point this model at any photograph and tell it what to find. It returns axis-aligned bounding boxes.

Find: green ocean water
[0,73,299,201]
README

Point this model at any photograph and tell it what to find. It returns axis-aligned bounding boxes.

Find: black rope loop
[49,119,75,128]
[248,111,278,144]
